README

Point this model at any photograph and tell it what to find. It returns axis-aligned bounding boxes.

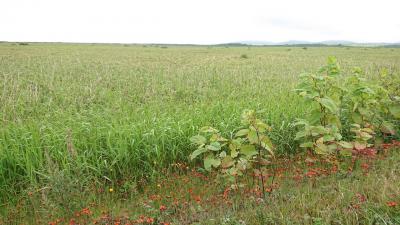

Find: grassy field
[3,143,400,224]
[1,43,400,223]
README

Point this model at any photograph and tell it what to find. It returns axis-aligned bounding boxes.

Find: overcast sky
[1,0,400,44]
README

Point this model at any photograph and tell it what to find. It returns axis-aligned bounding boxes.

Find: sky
[1,0,400,44]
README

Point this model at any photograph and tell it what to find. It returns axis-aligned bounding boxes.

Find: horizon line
[1,40,400,46]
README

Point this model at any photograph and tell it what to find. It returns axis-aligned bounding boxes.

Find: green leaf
[315,142,329,155]
[327,143,337,153]
[294,119,309,127]
[360,127,374,134]
[206,142,221,151]
[310,110,321,125]
[358,107,372,118]
[295,130,307,140]
[353,102,359,112]
[190,135,206,145]
[210,134,227,142]
[352,66,362,75]
[311,126,327,136]
[323,135,334,142]
[333,131,342,141]
[200,126,219,133]
[389,104,400,119]
[318,97,338,113]
[255,121,269,132]
[190,147,208,160]
[231,149,239,158]
[204,156,221,171]
[327,115,341,127]
[300,142,314,148]
[221,156,235,168]
[240,145,257,158]
[337,141,353,149]
[360,132,373,141]
[327,56,337,65]
[352,112,363,124]
[351,123,361,129]
[229,138,242,151]
[248,130,258,144]
[380,121,395,135]
[235,129,249,137]
[354,142,367,150]
[260,135,273,150]
[339,149,352,157]
[215,135,228,142]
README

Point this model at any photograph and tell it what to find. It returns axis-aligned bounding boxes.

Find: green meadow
[1,43,399,223]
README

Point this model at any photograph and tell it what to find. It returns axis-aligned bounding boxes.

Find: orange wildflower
[159,205,167,211]
[146,217,154,223]
[387,201,398,207]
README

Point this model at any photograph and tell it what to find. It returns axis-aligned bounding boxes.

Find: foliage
[190,110,274,196]
[189,126,227,171]
[294,57,352,156]
[1,44,400,205]
[240,54,248,59]
[294,57,399,156]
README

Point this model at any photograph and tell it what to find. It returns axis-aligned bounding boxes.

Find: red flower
[387,201,398,207]
[361,163,370,171]
[159,205,167,211]
[356,193,366,203]
[193,195,201,203]
[81,207,92,215]
[305,170,317,178]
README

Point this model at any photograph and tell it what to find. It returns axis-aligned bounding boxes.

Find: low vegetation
[0,44,399,224]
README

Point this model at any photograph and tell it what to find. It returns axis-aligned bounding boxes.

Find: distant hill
[231,40,400,47]
[1,40,399,47]
[383,44,400,48]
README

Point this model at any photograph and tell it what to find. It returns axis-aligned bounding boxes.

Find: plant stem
[255,127,266,199]
[269,163,276,195]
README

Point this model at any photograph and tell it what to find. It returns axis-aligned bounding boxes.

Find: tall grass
[0,43,399,203]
